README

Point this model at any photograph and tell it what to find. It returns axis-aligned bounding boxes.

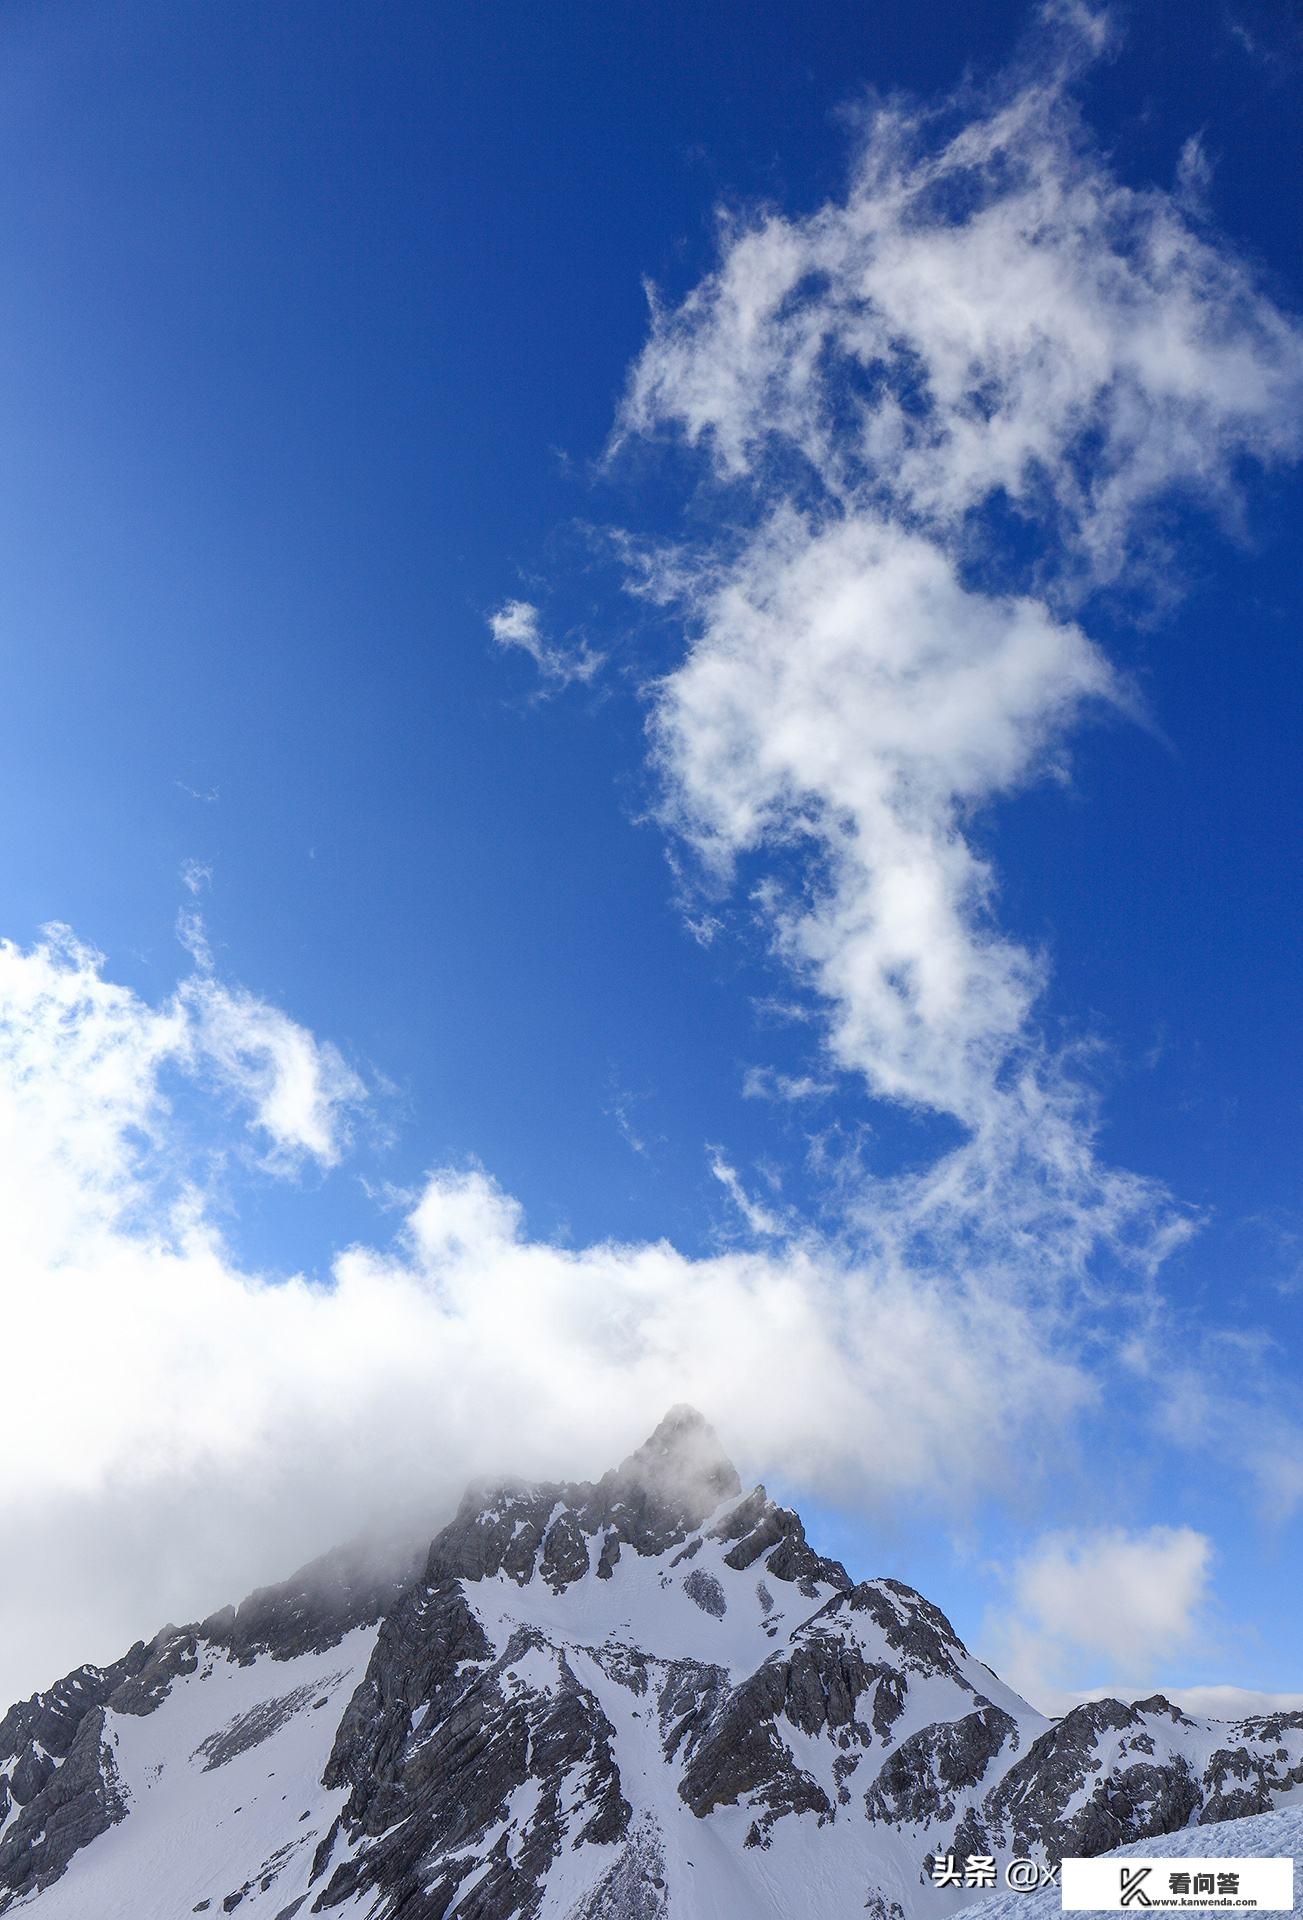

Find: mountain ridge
[2,1409,1300,1919]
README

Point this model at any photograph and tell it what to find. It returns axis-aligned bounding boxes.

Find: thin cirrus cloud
[486,597,603,688]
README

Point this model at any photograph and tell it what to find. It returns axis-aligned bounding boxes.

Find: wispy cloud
[606,1080,656,1160]
[619,24,1301,585]
[708,1149,785,1238]
[178,975,365,1172]
[487,597,603,689]
[741,1066,836,1103]
[176,907,214,972]
[613,0,1300,1327]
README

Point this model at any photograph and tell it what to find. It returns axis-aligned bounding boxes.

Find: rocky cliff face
[1,1408,1300,1919]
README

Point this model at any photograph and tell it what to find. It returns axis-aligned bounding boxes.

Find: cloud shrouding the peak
[0,930,1083,1706]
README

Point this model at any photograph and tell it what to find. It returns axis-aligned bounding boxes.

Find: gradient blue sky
[0,0,1300,1711]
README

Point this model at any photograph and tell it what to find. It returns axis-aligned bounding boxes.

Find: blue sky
[0,0,1300,1714]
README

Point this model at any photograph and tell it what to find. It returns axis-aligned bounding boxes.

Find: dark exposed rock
[1200,1735,1303,1824]
[0,1620,197,1771]
[193,1681,346,1771]
[837,1581,973,1682]
[865,1707,1018,1826]
[674,1643,852,1832]
[204,1537,420,1667]
[679,1672,832,1831]
[0,1620,207,1905]
[1234,1710,1303,1744]
[322,1580,495,1832]
[781,1632,893,1739]
[317,1617,630,1918]
[107,1625,201,1714]
[985,1700,1203,1859]
[716,1494,852,1594]
[1131,1694,1194,1725]
[683,1570,727,1617]
[0,1706,126,1906]
[539,1511,591,1590]
[9,1743,55,1805]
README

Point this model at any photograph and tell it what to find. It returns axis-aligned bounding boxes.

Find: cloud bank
[0,930,1081,1706]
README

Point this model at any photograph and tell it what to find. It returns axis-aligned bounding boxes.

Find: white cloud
[741,1066,835,1102]
[487,597,603,687]
[612,10,1302,1309]
[708,1149,784,1237]
[618,24,1301,584]
[650,511,1113,1124]
[0,930,1086,1708]
[178,975,364,1171]
[986,1524,1214,1710]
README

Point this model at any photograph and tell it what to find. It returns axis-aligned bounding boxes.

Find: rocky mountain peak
[602,1403,742,1531]
[6,1415,1303,1920]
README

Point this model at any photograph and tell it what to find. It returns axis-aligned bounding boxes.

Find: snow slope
[969,1803,1303,1920]
[8,1629,375,1919]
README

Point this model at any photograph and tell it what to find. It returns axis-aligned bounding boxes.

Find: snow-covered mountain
[2,1408,1301,1919]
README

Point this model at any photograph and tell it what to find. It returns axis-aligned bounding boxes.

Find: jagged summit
[430,1406,757,1588]
[4,1418,1303,1920]
[610,1403,742,1522]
